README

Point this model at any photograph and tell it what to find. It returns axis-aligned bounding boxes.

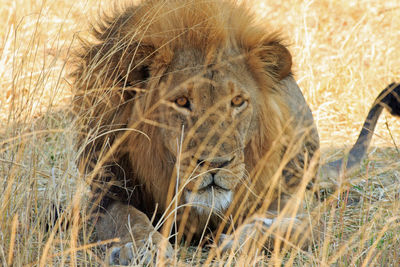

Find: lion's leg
[218,214,312,254]
[218,194,317,254]
[95,201,173,265]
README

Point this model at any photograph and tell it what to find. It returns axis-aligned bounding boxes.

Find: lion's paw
[108,241,173,266]
[109,242,134,266]
[216,217,305,253]
[214,233,234,253]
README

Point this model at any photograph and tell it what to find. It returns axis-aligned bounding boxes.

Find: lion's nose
[196,156,234,169]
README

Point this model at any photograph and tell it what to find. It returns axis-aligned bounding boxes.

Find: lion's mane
[73,0,298,230]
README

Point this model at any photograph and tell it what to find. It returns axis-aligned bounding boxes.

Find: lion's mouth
[197,182,229,193]
[186,180,230,194]
[184,182,233,213]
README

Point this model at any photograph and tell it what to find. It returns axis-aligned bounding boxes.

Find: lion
[72,0,400,264]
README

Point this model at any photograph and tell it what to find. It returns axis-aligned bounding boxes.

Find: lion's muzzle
[181,154,245,214]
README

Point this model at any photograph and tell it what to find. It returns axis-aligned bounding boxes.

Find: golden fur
[73,0,319,263]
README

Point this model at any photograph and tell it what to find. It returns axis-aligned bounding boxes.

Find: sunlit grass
[0,0,399,266]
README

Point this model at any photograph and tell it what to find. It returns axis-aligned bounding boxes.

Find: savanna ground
[0,0,399,266]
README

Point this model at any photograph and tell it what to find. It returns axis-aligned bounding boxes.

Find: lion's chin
[184,187,233,215]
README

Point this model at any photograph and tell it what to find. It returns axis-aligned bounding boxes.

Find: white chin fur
[185,189,233,215]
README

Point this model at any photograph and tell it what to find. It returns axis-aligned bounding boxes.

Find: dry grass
[1,0,399,266]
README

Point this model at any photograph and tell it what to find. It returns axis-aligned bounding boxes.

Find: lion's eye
[231,95,245,107]
[175,96,191,109]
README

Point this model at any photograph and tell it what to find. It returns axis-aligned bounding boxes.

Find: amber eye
[231,95,245,107]
[175,96,191,109]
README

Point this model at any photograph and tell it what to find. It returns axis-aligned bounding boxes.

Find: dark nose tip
[196,159,205,167]
[196,157,234,169]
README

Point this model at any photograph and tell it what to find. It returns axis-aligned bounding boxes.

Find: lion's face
[75,0,293,219]
[152,49,261,213]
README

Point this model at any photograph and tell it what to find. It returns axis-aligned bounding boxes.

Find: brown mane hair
[73,0,293,219]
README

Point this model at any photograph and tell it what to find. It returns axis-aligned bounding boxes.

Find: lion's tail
[320,82,400,181]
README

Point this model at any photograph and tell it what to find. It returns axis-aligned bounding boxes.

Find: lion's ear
[260,42,292,80]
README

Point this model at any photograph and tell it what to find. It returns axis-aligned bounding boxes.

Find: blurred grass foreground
[0,0,399,266]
